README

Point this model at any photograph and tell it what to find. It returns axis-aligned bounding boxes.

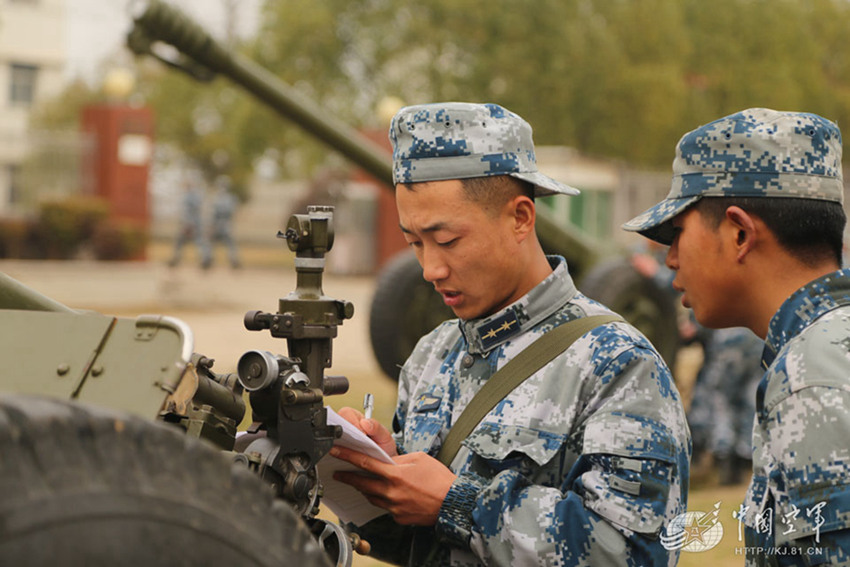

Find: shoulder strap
[436,314,622,467]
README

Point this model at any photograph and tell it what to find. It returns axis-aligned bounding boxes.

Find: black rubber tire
[0,395,331,567]
[369,250,454,380]
[579,257,680,367]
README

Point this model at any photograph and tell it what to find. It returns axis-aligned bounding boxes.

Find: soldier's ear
[724,206,758,262]
[509,195,536,240]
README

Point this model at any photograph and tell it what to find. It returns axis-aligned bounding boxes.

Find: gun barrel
[0,273,76,313]
[127,0,607,273]
[128,0,394,187]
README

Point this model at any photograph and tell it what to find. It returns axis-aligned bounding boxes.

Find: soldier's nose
[665,244,678,271]
[421,251,449,283]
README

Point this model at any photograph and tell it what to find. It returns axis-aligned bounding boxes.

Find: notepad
[316,407,396,526]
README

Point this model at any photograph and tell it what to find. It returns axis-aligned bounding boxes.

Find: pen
[363,393,374,420]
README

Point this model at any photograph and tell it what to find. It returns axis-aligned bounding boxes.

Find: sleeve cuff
[435,472,486,547]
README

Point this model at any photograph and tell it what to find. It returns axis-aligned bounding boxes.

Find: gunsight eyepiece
[283,206,334,255]
[236,350,279,392]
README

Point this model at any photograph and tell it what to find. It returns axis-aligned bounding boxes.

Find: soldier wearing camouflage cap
[331,102,691,566]
[625,108,850,564]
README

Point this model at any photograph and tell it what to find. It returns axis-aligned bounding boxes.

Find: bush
[0,217,41,259]
[1,196,149,261]
[90,220,149,261]
[37,196,109,259]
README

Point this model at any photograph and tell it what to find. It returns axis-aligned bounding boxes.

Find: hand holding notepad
[316,407,396,526]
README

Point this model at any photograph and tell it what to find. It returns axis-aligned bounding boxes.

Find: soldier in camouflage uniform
[330,102,691,566]
[168,175,209,268]
[687,326,762,485]
[202,175,241,269]
[624,108,850,565]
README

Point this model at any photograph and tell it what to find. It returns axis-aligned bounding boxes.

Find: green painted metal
[0,307,193,419]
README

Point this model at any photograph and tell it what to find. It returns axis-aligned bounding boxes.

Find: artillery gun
[0,206,363,566]
[125,0,680,376]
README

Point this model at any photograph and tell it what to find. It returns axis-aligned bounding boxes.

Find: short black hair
[459,176,535,216]
[695,197,846,268]
[401,176,535,216]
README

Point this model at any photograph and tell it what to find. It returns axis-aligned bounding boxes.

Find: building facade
[0,0,66,215]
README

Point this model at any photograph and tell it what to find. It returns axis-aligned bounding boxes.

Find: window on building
[565,190,613,239]
[9,63,39,105]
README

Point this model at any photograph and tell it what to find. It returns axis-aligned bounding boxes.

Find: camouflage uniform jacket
[356,256,691,566]
[743,269,850,566]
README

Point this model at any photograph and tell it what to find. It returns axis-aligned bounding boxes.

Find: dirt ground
[1,247,747,566]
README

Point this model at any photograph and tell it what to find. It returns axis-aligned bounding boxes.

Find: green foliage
[133,60,260,200]
[28,79,102,130]
[37,196,109,259]
[0,197,147,261]
[39,0,850,195]
[232,0,850,168]
[89,220,149,261]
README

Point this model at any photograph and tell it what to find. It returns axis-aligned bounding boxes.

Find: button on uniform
[461,354,475,368]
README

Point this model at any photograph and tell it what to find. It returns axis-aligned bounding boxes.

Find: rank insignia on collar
[476,310,521,351]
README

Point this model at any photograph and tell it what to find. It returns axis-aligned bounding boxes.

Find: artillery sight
[234,207,353,519]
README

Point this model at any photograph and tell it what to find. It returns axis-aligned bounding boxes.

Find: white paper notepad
[317,407,396,526]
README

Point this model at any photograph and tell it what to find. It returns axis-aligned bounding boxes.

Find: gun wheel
[579,257,681,367]
[0,395,331,567]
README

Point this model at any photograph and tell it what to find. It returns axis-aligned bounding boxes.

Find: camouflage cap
[389,102,579,197]
[623,108,844,244]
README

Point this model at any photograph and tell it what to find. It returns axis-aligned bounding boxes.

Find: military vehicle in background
[125,0,680,378]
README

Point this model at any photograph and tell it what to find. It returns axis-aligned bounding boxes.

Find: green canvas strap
[436,314,622,467]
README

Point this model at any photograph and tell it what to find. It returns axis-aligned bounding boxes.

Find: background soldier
[168,174,209,268]
[688,326,762,486]
[203,175,241,270]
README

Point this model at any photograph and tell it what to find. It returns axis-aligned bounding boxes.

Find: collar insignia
[476,310,521,351]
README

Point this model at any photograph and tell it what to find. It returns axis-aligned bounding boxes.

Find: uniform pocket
[463,421,566,475]
[579,414,678,535]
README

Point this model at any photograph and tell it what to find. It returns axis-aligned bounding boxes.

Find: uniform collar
[459,255,576,355]
[762,268,850,368]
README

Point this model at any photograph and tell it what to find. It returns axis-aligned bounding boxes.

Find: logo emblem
[661,502,724,552]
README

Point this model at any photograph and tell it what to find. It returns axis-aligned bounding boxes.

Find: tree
[34,0,850,200]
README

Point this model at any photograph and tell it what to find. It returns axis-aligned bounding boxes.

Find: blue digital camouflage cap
[389,102,579,197]
[623,108,844,244]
